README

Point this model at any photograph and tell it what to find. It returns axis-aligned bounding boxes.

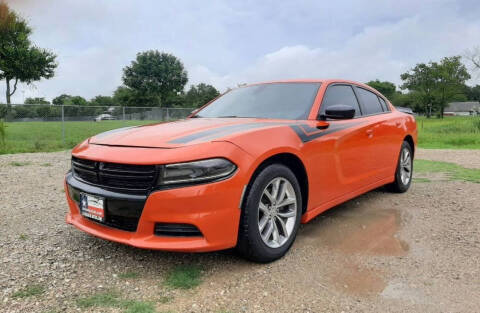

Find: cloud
[1,0,480,103]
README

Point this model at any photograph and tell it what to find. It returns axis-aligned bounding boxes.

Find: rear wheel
[237,164,302,262]
[387,141,413,193]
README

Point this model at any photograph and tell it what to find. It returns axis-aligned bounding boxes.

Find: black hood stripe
[168,121,363,145]
[168,122,285,144]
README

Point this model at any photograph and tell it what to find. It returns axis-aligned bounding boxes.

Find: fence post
[166,108,169,121]
[61,105,66,146]
[122,106,125,123]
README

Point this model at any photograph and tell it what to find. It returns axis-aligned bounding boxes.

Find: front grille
[72,157,157,194]
[154,223,203,237]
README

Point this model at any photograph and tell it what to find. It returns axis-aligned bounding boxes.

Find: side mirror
[321,104,356,120]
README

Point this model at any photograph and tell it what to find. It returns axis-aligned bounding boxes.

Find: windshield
[195,82,321,120]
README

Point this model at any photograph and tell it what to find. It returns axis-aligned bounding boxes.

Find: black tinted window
[320,85,361,117]
[356,88,383,115]
[378,97,389,111]
[197,82,320,120]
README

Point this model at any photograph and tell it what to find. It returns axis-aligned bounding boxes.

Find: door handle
[395,121,401,127]
[366,129,373,138]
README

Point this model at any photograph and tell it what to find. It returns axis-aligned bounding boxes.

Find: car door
[307,84,380,208]
[353,86,395,180]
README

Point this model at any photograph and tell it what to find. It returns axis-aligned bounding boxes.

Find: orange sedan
[65,79,417,262]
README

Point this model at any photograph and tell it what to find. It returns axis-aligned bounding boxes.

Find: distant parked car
[94,114,116,122]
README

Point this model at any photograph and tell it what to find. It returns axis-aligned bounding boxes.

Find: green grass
[165,265,203,290]
[416,116,480,149]
[9,161,31,166]
[415,159,480,183]
[76,291,155,313]
[0,120,156,154]
[412,177,432,183]
[1,116,479,154]
[12,284,45,299]
[118,271,140,279]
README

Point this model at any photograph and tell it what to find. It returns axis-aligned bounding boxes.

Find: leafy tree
[52,94,72,105]
[113,86,160,107]
[24,97,49,104]
[184,83,220,108]
[89,95,114,106]
[400,56,470,118]
[122,50,188,107]
[365,80,397,99]
[0,3,57,104]
[463,84,480,101]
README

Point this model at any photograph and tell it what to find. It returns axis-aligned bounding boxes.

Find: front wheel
[387,141,413,193]
[236,164,302,263]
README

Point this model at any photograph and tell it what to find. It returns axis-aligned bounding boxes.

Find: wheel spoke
[275,216,288,237]
[276,180,286,202]
[271,179,280,199]
[272,221,280,243]
[264,190,275,205]
[259,215,268,232]
[259,202,269,213]
[277,197,296,209]
[277,210,296,218]
[262,220,274,241]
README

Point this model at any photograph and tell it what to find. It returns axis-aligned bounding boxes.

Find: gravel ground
[416,148,480,169]
[0,150,479,313]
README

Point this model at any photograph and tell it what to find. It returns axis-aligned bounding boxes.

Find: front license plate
[79,193,105,222]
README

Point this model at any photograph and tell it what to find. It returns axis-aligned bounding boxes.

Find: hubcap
[400,147,412,185]
[258,177,297,248]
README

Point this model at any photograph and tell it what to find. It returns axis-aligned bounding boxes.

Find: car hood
[89,118,290,148]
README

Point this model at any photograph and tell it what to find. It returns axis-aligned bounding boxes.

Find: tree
[184,83,220,108]
[122,50,188,106]
[113,85,161,107]
[464,85,480,101]
[400,56,470,118]
[365,80,397,99]
[52,94,72,105]
[24,97,49,104]
[89,95,114,106]
[0,3,57,104]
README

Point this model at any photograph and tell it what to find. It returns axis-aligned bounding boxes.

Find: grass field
[0,120,155,154]
[416,116,480,149]
[0,116,479,154]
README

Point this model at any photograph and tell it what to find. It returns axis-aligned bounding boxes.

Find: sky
[2,0,480,103]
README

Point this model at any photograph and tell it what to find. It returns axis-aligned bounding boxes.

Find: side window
[378,96,390,111]
[355,87,383,115]
[319,85,361,117]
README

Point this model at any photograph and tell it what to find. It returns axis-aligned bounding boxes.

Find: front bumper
[65,172,243,252]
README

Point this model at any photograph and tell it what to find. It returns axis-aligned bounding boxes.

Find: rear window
[319,85,361,117]
[378,97,390,111]
[355,87,383,115]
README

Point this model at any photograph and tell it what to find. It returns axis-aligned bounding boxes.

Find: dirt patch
[416,148,480,169]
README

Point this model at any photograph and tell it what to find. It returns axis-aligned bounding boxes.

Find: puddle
[330,263,386,296]
[299,204,409,256]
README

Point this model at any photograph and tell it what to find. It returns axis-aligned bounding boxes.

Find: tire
[387,141,413,193]
[236,164,302,263]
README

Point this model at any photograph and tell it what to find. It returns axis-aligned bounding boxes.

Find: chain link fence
[0,104,195,153]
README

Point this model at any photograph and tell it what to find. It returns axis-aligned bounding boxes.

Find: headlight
[158,158,237,185]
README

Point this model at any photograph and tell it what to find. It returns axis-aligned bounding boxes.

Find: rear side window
[378,96,390,111]
[319,85,361,117]
[355,88,383,115]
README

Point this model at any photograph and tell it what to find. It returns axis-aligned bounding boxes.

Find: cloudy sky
[3,0,480,103]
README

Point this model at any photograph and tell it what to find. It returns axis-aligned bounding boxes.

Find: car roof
[245,79,386,99]
[247,79,374,89]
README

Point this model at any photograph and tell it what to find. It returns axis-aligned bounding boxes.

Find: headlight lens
[159,158,237,185]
